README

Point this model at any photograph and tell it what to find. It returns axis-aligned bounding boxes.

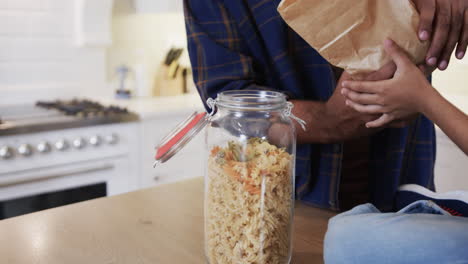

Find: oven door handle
[0,164,114,188]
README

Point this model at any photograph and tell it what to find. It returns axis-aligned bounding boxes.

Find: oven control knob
[89,135,101,146]
[73,138,86,149]
[0,146,14,159]
[37,142,51,153]
[18,144,33,157]
[55,139,69,151]
[105,134,118,145]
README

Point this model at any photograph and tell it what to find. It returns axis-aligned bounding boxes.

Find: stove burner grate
[36,99,130,118]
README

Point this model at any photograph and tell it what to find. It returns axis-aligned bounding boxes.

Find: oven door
[0,156,134,220]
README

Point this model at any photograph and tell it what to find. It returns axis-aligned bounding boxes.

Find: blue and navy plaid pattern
[184,0,436,211]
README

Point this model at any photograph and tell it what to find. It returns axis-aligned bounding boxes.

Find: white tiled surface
[0,0,107,103]
[97,93,204,120]
[108,10,188,97]
[0,0,49,10]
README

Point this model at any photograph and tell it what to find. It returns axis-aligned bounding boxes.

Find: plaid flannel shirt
[184,0,436,211]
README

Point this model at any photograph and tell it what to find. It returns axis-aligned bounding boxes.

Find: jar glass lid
[153,91,306,167]
[154,112,209,166]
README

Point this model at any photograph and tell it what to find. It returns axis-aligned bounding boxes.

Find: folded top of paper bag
[278,0,429,76]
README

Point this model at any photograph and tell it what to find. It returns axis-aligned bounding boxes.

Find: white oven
[0,122,139,220]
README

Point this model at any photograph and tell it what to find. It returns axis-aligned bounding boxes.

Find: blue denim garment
[325,201,468,263]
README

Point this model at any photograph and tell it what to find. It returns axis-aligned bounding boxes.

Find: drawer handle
[0,164,114,188]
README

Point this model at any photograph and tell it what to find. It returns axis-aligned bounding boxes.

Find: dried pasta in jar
[205,138,294,264]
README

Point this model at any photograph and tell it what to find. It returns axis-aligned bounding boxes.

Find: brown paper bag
[278,0,429,76]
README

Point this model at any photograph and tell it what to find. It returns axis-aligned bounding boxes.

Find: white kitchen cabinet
[74,0,114,47]
[100,94,205,189]
[139,111,205,189]
[435,128,468,192]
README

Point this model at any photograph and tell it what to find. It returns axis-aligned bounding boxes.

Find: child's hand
[341,39,434,128]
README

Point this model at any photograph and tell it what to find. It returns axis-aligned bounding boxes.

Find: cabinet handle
[0,164,114,188]
[154,176,160,181]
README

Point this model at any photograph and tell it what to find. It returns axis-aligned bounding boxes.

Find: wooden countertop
[0,178,336,264]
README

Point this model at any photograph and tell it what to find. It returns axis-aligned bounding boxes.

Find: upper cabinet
[74,0,184,47]
[75,0,114,47]
[135,0,183,13]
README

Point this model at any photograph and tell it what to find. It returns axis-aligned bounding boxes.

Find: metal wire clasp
[284,102,307,131]
[206,98,218,116]
[153,160,160,168]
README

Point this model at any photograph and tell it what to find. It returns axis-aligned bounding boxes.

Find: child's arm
[421,88,468,155]
[341,39,468,155]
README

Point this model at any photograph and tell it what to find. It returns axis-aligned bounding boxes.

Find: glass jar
[154,90,302,264]
[204,91,296,264]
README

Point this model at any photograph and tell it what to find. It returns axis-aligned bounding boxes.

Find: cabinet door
[435,129,468,192]
[140,113,205,188]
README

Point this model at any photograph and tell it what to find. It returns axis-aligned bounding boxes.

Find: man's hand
[412,0,468,70]
[319,63,397,142]
[341,39,435,128]
[290,62,398,144]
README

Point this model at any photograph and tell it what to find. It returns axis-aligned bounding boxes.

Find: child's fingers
[342,88,381,105]
[345,100,385,114]
[384,39,412,69]
[366,114,394,128]
[342,80,382,94]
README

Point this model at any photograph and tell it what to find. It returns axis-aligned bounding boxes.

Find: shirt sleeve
[184,0,268,109]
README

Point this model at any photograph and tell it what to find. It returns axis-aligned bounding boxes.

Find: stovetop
[0,99,139,136]
[36,99,130,117]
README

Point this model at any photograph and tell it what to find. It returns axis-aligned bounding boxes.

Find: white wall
[107,8,188,96]
[433,58,468,192]
[433,54,468,95]
[0,0,108,105]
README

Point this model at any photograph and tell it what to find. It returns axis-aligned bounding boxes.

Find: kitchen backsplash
[0,0,107,105]
[107,11,189,97]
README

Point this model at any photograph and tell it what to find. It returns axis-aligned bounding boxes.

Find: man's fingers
[439,3,463,70]
[456,10,468,60]
[418,64,436,76]
[383,39,413,68]
[426,2,452,66]
[365,61,397,81]
[345,100,385,114]
[366,114,394,128]
[342,80,383,94]
[416,0,436,41]
[342,88,381,106]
